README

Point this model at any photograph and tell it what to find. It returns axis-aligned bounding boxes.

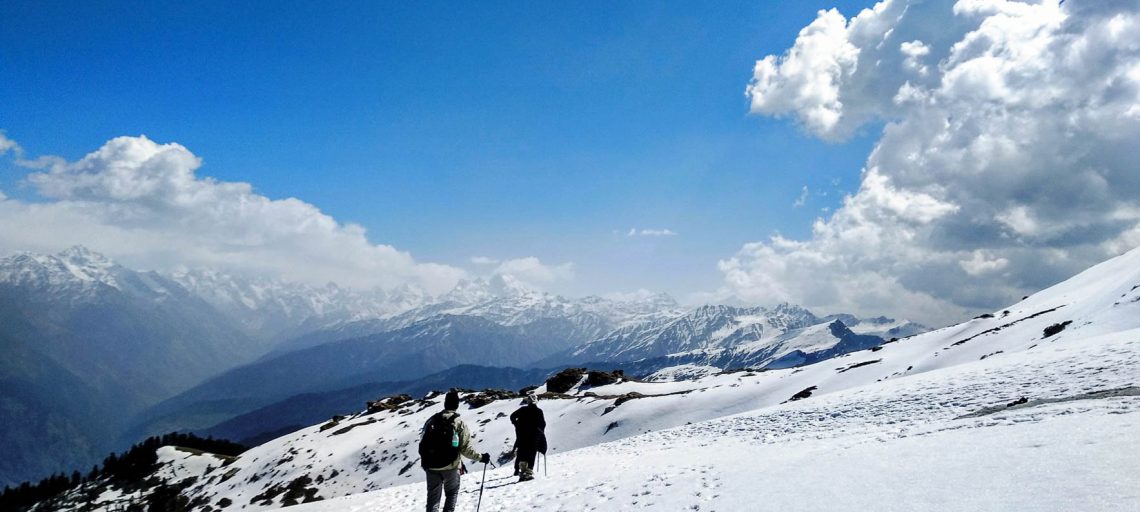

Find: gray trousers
[425,469,461,512]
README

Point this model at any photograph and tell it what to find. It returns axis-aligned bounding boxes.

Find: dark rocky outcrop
[366,394,412,414]
[786,386,817,402]
[1042,320,1072,338]
[464,389,518,409]
[545,368,587,393]
[585,370,624,387]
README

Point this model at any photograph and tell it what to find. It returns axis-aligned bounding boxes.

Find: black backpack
[419,413,460,469]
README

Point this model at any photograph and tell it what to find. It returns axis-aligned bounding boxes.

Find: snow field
[285,328,1139,511]
[288,398,1139,511]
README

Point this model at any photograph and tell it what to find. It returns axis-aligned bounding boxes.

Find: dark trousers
[425,469,460,512]
[517,445,537,476]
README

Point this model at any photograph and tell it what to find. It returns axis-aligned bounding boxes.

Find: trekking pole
[543,453,547,477]
[476,461,488,512]
[476,460,496,512]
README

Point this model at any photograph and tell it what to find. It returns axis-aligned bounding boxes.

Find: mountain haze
[0,248,254,486]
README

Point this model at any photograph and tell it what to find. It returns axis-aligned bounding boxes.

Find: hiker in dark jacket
[421,390,490,512]
[509,391,546,482]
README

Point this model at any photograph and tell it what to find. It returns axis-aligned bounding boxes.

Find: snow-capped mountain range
[34,243,1140,511]
[0,246,183,304]
[273,275,687,355]
[0,247,914,369]
[555,303,824,363]
[131,280,917,449]
[541,303,925,379]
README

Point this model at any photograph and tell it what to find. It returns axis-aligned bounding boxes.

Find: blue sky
[1,0,878,298]
[4,1,1137,325]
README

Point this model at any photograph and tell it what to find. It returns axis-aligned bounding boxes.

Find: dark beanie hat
[444,390,460,411]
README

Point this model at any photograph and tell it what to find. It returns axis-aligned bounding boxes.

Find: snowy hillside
[51,245,1140,511]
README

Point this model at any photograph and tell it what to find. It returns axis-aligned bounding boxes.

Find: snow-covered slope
[60,245,1140,511]
[289,332,1139,511]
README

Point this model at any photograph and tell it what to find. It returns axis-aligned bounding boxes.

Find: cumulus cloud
[746,7,861,139]
[745,0,919,140]
[471,256,500,266]
[492,257,574,286]
[0,134,466,293]
[626,228,678,237]
[730,0,1140,325]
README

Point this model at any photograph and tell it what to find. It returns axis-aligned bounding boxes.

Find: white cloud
[493,257,574,286]
[900,40,931,75]
[730,0,1140,325]
[0,132,19,155]
[859,169,959,224]
[745,0,916,141]
[626,228,678,237]
[0,134,466,294]
[745,7,861,139]
[794,186,810,207]
[471,256,500,266]
[995,205,1040,237]
[959,250,1009,276]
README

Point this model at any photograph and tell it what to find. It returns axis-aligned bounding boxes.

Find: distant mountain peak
[57,245,114,265]
[441,275,541,305]
[0,246,126,293]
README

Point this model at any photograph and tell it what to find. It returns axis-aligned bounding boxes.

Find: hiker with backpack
[509,390,546,482]
[419,390,491,512]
